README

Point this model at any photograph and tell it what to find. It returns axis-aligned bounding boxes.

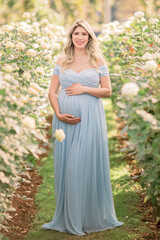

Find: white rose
[113,65,121,72]
[97,37,103,42]
[41,42,50,50]
[3,74,12,81]
[22,12,30,19]
[114,28,125,35]
[28,87,39,96]
[33,28,40,35]
[22,29,30,35]
[116,101,126,109]
[3,64,13,73]
[121,82,140,97]
[140,82,149,89]
[5,41,14,48]
[36,39,43,44]
[33,22,39,28]
[136,109,157,125]
[40,19,49,26]
[54,129,65,142]
[142,52,153,60]
[16,42,26,50]
[0,171,10,184]
[123,21,132,30]
[44,55,52,61]
[151,96,158,104]
[33,43,39,48]
[134,11,144,19]
[30,82,41,92]
[26,49,37,57]
[148,18,159,25]
[54,43,60,49]
[36,67,44,75]
[22,71,31,80]
[141,17,146,23]
[154,52,160,59]
[17,26,24,33]
[128,16,135,21]
[21,95,30,103]
[154,35,160,43]
[22,116,36,129]
[144,60,158,71]
[47,30,54,38]
[19,21,28,27]
[12,63,19,71]
[1,25,13,32]
[31,96,39,102]
[122,36,130,42]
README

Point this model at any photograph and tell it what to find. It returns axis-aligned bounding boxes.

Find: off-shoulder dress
[41,64,124,236]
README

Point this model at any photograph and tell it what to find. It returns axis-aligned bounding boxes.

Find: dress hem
[41,221,124,237]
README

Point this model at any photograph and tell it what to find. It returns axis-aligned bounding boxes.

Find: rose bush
[0,16,66,230]
[99,13,160,220]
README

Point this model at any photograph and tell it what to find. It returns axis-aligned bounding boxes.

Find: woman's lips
[76,41,83,44]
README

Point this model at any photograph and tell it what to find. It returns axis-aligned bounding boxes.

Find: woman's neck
[73,47,88,60]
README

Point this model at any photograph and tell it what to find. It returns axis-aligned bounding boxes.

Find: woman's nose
[78,34,83,39]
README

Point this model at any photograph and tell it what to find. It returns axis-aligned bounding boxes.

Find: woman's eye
[73,32,87,36]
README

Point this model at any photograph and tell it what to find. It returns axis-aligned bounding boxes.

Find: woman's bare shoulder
[97,54,106,67]
[56,55,66,66]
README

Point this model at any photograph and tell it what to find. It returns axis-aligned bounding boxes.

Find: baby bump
[58,89,100,118]
[58,90,82,118]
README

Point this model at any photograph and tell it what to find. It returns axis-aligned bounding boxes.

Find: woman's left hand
[65,83,86,96]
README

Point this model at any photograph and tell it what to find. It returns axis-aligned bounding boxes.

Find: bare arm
[48,74,61,117]
[85,75,112,98]
[65,76,111,98]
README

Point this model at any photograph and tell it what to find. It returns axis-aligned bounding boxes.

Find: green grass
[25,99,151,240]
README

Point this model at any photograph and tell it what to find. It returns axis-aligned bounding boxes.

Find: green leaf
[0,233,10,240]
[0,89,6,96]
[25,162,35,169]
[143,195,150,203]
[121,125,129,135]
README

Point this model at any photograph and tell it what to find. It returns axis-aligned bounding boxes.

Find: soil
[0,167,43,240]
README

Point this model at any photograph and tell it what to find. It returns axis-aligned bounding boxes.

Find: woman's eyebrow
[74,31,87,34]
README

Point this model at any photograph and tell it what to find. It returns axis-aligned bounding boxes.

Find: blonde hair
[62,19,102,70]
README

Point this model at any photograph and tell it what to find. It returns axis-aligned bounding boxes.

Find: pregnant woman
[42,19,124,236]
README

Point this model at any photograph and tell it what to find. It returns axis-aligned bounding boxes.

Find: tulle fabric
[41,64,124,236]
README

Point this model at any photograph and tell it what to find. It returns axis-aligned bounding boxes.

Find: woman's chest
[68,62,93,74]
[59,69,100,88]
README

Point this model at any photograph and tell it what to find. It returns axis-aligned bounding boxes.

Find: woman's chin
[74,44,86,49]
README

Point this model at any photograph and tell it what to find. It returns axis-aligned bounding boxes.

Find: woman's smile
[76,41,84,45]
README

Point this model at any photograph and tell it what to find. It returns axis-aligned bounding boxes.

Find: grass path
[25,99,151,240]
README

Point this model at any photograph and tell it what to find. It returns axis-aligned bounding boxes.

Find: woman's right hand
[57,113,81,124]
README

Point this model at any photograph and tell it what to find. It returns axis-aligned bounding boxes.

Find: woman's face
[72,26,89,49]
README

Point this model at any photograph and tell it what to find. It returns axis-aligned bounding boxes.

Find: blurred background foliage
[0,0,160,28]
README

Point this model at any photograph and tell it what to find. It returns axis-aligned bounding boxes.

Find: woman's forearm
[48,91,61,117]
[84,86,112,98]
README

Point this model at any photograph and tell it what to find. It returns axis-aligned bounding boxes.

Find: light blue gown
[41,64,124,236]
